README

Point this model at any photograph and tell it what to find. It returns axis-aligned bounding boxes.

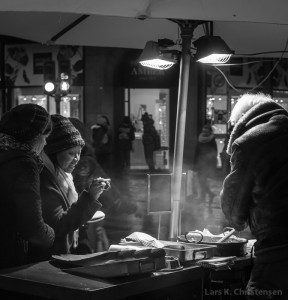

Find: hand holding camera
[89,177,111,201]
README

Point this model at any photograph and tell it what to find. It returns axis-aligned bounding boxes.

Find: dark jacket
[92,124,112,155]
[29,158,102,261]
[142,118,159,150]
[220,101,288,255]
[117,122,135,151]
[0,150,55,268]
[193,134,218,177]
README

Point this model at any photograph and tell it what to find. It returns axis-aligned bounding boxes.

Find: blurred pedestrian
[193,124,218,204]
[70,117,133,215]
[0,104,55,268]
[117,116,135,173]
[91,115,113,175]
[141,112,160,171]
[70,117,110,252]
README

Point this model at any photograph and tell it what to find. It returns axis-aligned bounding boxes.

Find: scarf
[42,152,79,248]
[0,133,44,171]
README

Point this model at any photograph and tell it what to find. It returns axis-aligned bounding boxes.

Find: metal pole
[55,93,61,114]
[169,23,195,240]
[0,37,7,115]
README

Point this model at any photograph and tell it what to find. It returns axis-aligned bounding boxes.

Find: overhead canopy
[0,0,287,57]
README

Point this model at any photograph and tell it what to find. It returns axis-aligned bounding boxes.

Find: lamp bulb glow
[44,82,55,93]
[60,81,70,92]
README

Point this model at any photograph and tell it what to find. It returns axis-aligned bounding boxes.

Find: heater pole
[169,22,197,240]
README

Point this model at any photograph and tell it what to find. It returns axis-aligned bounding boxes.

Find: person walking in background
[71,117,136,214]
[141,112,160,171]
[193,124,218,204]
[91,115,113,175]
[117,116,135,173]
[29,115,110,261]
[221,93,288,299]
[0,104,55,268]
[70,117,104,194]
[70,117,115,252]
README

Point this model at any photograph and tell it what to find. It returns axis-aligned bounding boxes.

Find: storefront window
[14,86,83,120]
[47,94,81,118]
[18,95,47,110]
[127,88,170,170]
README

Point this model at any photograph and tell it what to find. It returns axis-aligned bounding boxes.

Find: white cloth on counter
[108,244,152,252]
[121,232,165,248]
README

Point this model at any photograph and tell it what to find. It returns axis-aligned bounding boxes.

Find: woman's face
[56,145,82,173]
[32,133,50,154]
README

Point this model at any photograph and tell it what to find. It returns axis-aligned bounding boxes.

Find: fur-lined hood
[227,101,288,155]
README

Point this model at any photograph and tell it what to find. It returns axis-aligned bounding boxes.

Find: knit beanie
[45,114,85,154]
[0,103,51,143]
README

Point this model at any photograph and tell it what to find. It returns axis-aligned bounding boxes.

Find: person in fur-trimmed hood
[220,92,288,299]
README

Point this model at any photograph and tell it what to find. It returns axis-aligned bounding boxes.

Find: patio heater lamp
[139,41,177,70]
[193,35,234,64]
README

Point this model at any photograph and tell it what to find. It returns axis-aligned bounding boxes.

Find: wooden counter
[0,254,253,300]
[0,260,206,300]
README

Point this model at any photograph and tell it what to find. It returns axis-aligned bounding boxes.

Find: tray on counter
[53,249,166,278]
[159,240,216,262]
[177,234,248,257]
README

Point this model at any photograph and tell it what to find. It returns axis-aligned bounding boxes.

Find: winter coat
[29,153,102,261]
[117,122,135,151]
[193,133,218,177]
[92,124,112,155]
[142,119,160,150]
[0,149,55,268]
[220,101,288,255]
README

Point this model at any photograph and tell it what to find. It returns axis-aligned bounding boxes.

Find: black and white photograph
[0,1,288,299]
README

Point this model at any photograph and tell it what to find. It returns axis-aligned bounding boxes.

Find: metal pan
[178,228,248,257]
[159,240,216,262]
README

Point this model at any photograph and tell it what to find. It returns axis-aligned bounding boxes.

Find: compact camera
[102,179,111,191]
[94,178,111,191]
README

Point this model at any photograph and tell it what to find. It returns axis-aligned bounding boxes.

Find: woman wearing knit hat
[0,103,55,269]
[30,114,110,260]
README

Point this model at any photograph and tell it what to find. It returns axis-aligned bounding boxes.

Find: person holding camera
[29,115,110,261]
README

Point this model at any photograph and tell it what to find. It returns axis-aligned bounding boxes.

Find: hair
[47,152,60,172]
[229,92,273,125]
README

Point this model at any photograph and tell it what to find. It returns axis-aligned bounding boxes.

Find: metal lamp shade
[139,41,176,70]
[193,36,234,64]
